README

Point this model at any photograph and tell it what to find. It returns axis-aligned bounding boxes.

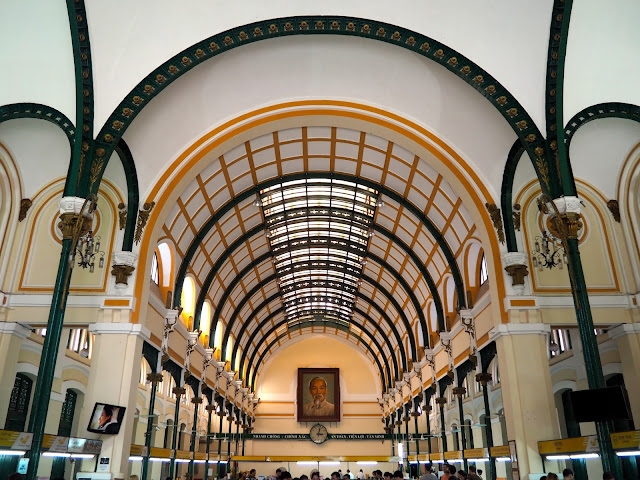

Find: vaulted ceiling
[160,127,477,388]
[2,0,640,394]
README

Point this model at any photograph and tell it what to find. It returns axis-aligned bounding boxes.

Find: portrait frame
[297,368,341,423]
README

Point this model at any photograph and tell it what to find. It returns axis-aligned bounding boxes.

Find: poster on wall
[297,368,341,422]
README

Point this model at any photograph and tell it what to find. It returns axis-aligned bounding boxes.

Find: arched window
[163,419,173,448]
[157,243,173,288]
[140,358,150,385]
[181,276,196,328]
[200,301,212,345]
[5,374,33,431]
[462,376,470,399]
[167,375,177,399]
[150,253,160,284]
[479,254,489,285]
[452,423,460,450]
[214,321,223,353]
[226,337,234,363]
[67,329,93,358]
[183,386,193,405]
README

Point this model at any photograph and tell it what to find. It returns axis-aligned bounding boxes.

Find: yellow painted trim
[509,299,536,307]
[104,298,130,307]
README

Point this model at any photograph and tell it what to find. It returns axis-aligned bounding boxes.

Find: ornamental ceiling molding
[88,15,548,199]
[131,102,509,327]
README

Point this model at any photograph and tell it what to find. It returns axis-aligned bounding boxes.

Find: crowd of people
[4,464,619,480]
[237,464,618,480]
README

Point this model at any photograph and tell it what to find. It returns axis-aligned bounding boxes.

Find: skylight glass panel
[259,178,380,323]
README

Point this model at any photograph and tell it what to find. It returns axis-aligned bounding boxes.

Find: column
[424,406,432,456]
[141,371,162,480]
[189,395,202,478]
[489,323,560,478]
[476,373,495,480]
[82,321,149,478]
[169,384,185,479]
[37,337,69,478]
[453,387,468,470]
[0,323,31,426]
[436,397,448,452]
[204,405,214,480]
[608,324,640,423]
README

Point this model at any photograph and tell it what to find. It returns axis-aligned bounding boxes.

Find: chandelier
[66,195,105,272]
[72,231,105,272]
[532,230,566,270]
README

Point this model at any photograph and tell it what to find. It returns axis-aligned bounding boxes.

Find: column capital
[88,322,150,341]
[452,387,466,397]
[111,251,138,289]
[489,323,550,341]
[59,196,95,216]
[58,196,95,239]
[502,251,529,266]
[0,322,32,339]
[608,323,640,340]
[165,309,180,322]
[112,251,138,267]
[551,196,581,215]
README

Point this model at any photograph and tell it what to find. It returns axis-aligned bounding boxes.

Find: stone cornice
[489,323,550,340]
[607,323,640,340]
[0,322,32,339]
[88,322,150,341]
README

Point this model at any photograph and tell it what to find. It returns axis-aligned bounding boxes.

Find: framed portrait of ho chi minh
[297,368,341,422]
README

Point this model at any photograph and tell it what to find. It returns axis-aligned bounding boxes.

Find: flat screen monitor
[87,402,126,434]
[569,386,630,423]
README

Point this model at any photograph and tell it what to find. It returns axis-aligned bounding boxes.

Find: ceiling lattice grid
[258,177,379,324]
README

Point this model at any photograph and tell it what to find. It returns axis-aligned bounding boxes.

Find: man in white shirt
[357,470,365,480]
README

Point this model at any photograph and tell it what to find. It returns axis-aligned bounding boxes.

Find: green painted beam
[65,0,96,198]
[564,102,640,149]
[197,221,442,346]
[218,257,420,360]
[235,288,408,375]
[114,139,139,251]
[178,172,462,317]
[236,298,403,382]
[245,314,394,390]
[88,16,547,202]
[500,139,526,253]
[0,103,75,144]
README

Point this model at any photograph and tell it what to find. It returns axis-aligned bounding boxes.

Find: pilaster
[489,323,560,478]
[0,322,31,426]
[81,322,150,477]
[608,323,640,423]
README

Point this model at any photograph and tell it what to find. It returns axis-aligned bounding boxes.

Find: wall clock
[310,423,329,444]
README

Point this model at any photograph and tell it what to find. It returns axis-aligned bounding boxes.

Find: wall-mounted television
[569,386,631,423]
[87,403,126,434]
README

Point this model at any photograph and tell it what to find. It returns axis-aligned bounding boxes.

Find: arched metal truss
[178,172,463,326]
[89,16,548,200]
[246,318,392,391]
